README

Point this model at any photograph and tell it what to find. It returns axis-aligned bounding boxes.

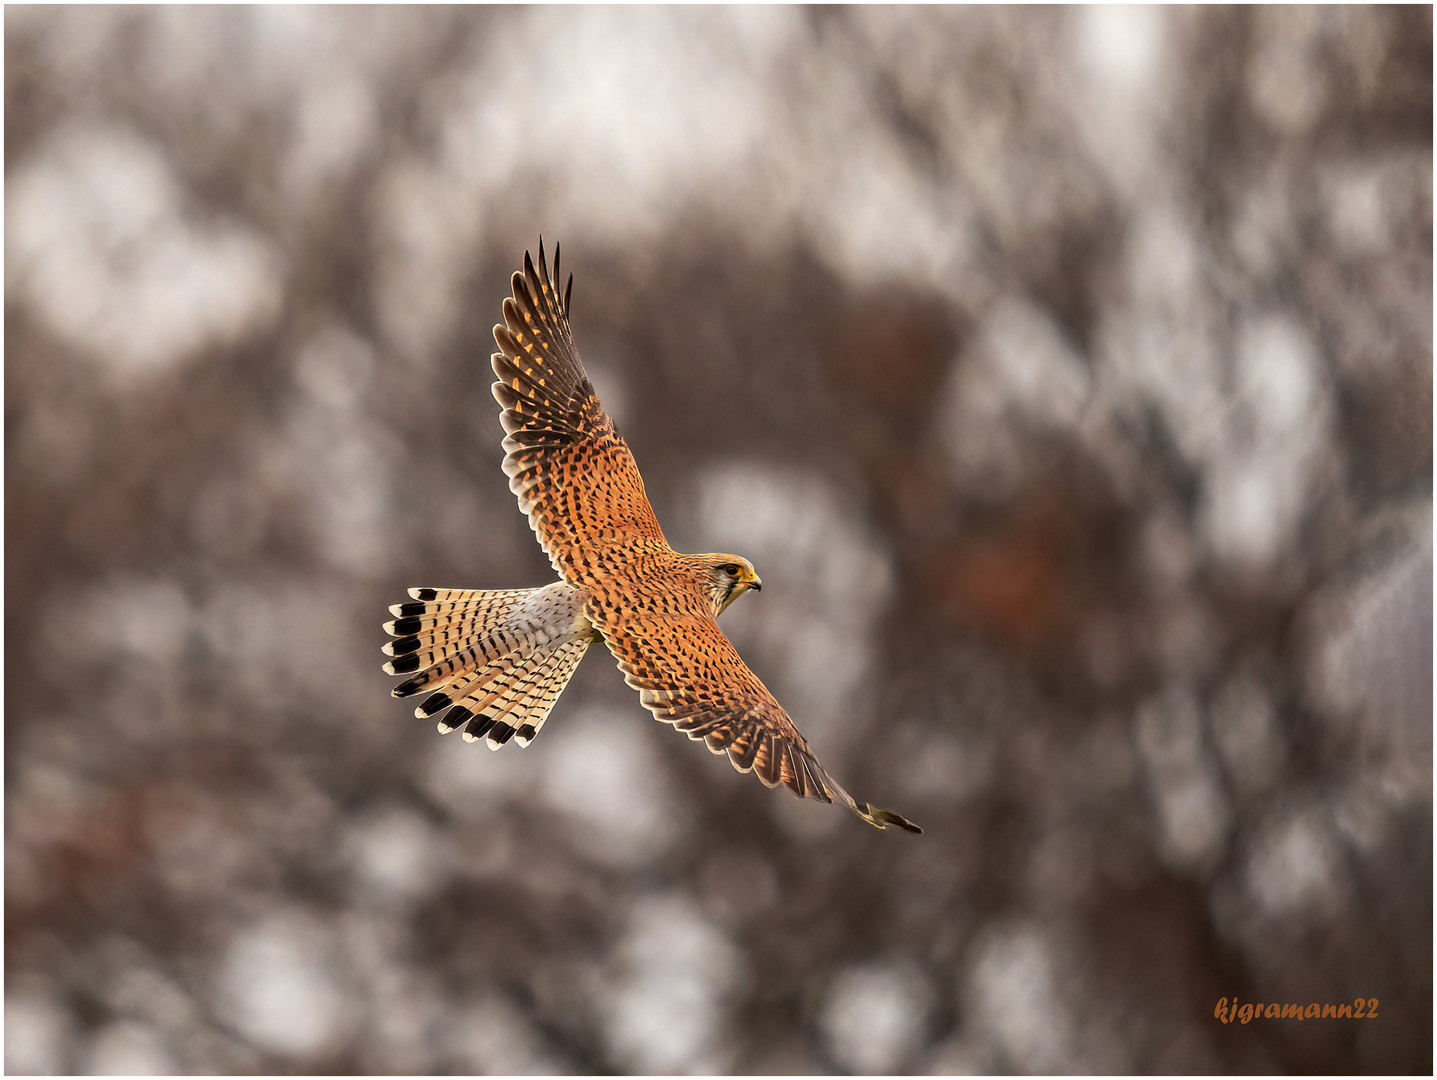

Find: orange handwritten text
[1214,997,1380,1024]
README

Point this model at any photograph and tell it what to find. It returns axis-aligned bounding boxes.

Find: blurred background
[5,6,1431,1074]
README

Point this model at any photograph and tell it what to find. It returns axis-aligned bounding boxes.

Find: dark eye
[722,564,741,577]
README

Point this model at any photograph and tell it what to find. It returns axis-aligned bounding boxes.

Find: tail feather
[407,587,494,602]
[448,643,584,749]
[449,655,539,742]
[382,633,492,685]
[499,639,587,746]
[383,590,532,667]
[382,581,592,751]
[388,587,527,619]
[382,591,537,687]
[382,623,482,659]
[384,610,490,638]
[431,661,518,729]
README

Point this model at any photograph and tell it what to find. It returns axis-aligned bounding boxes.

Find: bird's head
[701,554,762,617]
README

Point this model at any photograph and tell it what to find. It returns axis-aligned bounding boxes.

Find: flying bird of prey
[382,241,920,833]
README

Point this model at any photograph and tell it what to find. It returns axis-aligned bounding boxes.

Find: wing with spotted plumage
[606,614,922,833]
[490,242,668,584]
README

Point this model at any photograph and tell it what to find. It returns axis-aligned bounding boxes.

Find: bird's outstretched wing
[606,614,923,833]
[490,241,669,584]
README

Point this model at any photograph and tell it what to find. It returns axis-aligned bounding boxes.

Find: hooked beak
[748,576,762,593]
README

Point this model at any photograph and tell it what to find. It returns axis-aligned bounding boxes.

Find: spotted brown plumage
[382,240,920,833]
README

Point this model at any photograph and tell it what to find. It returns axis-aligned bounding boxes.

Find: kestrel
[382,241,920,833]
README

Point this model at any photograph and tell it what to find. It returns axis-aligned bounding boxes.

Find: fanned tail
[381,581,593,750]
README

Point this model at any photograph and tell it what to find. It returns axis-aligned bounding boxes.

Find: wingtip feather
[856,803,923,834]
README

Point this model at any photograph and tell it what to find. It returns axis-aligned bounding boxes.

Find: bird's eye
[722,564,741,577]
